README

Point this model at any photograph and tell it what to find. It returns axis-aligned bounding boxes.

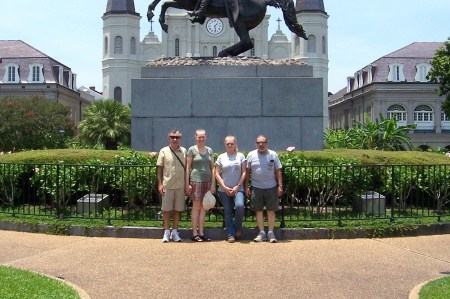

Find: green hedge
[1,149,449,219]
[1,149,450,165]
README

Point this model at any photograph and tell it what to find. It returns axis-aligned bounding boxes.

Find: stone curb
[51,275,92,299]
[1,267,91,299]
[408,275,448,299]
[0,220,449,240]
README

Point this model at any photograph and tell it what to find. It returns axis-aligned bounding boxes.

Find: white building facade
[0,40,91,129]
[328,42,450,150]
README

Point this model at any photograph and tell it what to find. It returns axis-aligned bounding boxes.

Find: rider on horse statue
[189,0,211,24]
[147,0,307,57]
[189,0,238,26]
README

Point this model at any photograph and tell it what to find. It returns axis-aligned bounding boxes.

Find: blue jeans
[218,191,245,238]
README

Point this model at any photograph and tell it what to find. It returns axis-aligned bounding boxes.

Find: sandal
[192,235,203,242]
[199,234,211,242]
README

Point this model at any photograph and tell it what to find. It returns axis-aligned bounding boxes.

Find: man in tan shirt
[156,129,187,242]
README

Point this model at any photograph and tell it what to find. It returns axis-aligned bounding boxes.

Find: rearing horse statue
[147,0,308,57]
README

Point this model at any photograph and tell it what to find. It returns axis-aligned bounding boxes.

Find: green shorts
[251,187,279,212]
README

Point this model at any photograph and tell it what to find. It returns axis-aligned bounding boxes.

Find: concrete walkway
[0,230,449,299]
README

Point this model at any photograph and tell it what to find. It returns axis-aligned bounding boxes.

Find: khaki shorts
[251,187,279,212]
[161,188,186,212]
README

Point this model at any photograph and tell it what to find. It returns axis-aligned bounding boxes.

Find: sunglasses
[169,136,181,140]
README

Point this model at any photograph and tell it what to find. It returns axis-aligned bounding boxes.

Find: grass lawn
[419,275,450,299]
[0,265,80,299]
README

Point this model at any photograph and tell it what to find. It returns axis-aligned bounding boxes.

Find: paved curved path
[0,230,449,299]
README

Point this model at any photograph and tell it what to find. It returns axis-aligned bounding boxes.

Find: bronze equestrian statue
[147,0,308,57]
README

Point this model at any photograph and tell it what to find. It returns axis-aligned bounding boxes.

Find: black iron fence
[1,163,449,225]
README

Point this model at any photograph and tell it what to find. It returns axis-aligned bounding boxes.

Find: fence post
[390,165,395,224]
[437,170,441,222]
[55,164,61,219]
[280,168,286,228]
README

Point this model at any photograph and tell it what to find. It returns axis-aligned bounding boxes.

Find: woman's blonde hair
[224,135,238,153]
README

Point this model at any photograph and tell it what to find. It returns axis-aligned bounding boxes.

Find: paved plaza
[0,230,449,299]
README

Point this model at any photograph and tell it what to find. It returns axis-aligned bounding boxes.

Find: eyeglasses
[169,136,181,140]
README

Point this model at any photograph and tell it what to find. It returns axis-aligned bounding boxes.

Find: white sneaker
[254,231,267,242]
[170,231,182,242]
[162,231,170,243]
[267,231,277,243]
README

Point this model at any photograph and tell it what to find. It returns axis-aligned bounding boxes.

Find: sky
[1,0,449,94]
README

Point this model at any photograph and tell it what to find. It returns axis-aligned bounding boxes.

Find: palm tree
[377,116,416,150]
[325,114,416,151]
[324,128,361,149]
[78,100,131,150]
[354,114,416,150]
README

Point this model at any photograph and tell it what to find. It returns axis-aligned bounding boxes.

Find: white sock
[172,229,178,234]
[260,230,266,235]
[164,229,170,235]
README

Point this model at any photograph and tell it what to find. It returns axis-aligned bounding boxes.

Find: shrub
[1,149,449,218]
[0,97,73,152]
[325,114,416,151]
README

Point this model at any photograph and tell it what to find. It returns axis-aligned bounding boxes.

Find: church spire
[295,0,326,14]
[104,0,139,16]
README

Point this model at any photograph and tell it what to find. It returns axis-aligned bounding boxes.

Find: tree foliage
[0,97,73,152]
[78,100,131,150]
[324,114,416,151]
[428,38,450,116]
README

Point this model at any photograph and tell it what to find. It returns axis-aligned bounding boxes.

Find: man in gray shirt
[245,135,283,243]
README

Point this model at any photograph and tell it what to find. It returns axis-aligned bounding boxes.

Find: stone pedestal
[131,58,323,152]
[353,191,386,215]
[76,194,109,214]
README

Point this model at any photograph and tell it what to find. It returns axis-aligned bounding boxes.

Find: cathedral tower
[102,0,141,104]
[293,0,329,129]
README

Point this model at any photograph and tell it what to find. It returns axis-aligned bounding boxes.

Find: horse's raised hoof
[161,23,169,33]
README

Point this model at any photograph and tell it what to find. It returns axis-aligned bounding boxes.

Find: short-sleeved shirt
[246,149,282,189]
[215,152,246,192]
[156,146,187,189]
[187,146,213,182]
